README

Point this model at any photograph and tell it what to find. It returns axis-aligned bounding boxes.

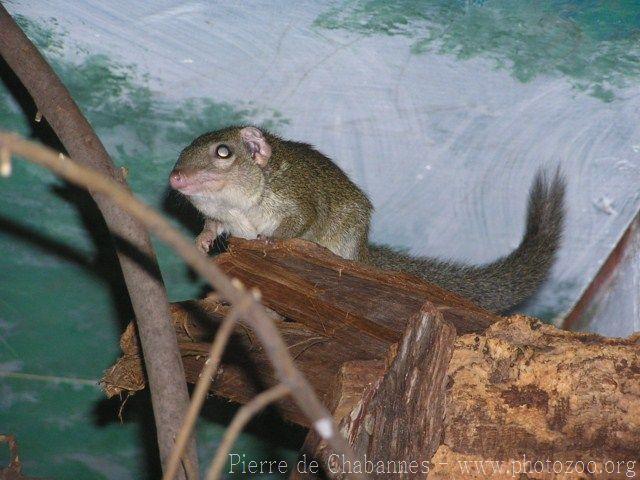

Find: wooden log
[101,238,498,426]
[217,238,498,341]
[101,234,640,479]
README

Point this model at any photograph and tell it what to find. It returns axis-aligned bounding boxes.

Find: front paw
[196,229,217,254]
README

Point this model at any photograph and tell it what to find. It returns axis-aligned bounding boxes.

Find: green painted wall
[316,0,640,102]
[3,1,640,477]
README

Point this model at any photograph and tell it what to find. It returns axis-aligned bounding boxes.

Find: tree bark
[217,237,498,338]
[102,299,387,426]
[0,8,196,478]
[289,315,640,480]
[429,315,640,479]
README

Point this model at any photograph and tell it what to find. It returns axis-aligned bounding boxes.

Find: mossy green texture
[315,0,640,101]
[0,15,292,479]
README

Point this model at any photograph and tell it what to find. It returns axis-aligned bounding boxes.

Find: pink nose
[169,170,188,190]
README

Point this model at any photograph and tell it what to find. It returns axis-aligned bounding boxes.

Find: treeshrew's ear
[240,127,272,167]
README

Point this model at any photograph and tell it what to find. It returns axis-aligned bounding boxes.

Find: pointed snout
[169,168,225,194]
[169,169,188,190]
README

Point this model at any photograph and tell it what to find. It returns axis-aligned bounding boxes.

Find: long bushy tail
[367,169,565,312]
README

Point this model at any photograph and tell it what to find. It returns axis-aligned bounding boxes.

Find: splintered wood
[101,238,640,478]
[293,304,456,480]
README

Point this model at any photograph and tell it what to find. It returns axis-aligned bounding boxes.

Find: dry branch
[164,299,246,480]
[0,133,361,480]
[0,8,196,477]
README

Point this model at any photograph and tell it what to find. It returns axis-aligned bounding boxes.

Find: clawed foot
[196,229,217,254]
[196,219,225,254]
[257,234,277,246]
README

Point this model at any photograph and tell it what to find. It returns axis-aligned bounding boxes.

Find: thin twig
[0,371,98,386]
[206,384,291,480]
[163,298,249,480]
[0,133,366,480]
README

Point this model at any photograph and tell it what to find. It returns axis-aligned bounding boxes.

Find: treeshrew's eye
[216,145,232,158]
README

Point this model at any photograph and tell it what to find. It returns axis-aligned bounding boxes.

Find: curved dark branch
[0,8,197,478]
